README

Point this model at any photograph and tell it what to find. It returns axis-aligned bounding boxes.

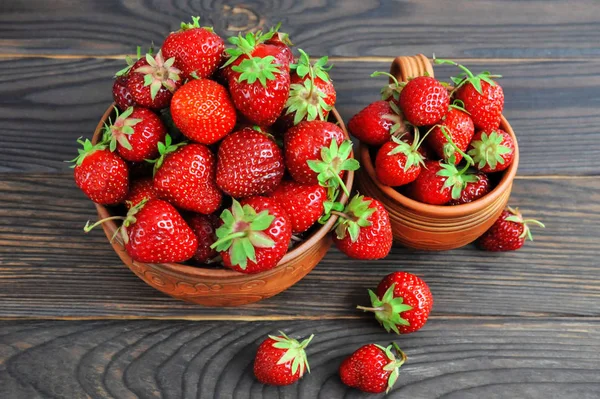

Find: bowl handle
[389,54,434,83]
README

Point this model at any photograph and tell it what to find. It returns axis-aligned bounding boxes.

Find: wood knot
[222,4,264,33]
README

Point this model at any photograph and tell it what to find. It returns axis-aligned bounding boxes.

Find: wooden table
[1,1,600,398]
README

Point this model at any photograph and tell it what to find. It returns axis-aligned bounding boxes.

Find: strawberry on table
[162,16,225,80]
[477,207,545,251]
[428,105,474,164]
[339,342,407,394]
[187,214,218,263]
[269,180,327,233]
[124,177,159,209]
[216,127,284,198]
[375,130,426,187]
[349,100,408,146]
[254,331,314,386]
[71,138,129,205]
[127,50,182,110]
[170,78,237,145]
[399,76,450,126]
[448,171,490,205]
[212,197,292,274]
[468,129,515,173]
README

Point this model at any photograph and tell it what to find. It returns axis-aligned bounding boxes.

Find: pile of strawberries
[73,17,394,274]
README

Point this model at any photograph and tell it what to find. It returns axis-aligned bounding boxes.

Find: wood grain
[1,174,599,319]
[1,57,600,174]
[1,0,599,59]
[1,318,600,398]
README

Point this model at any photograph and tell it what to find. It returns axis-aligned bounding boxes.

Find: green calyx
[292,49,332,82]
[67,137,107,168]
[231,56,282,88]
[387,128,426,172]
[437,161,480,200]
[115,45,146,77]
[373,342,407,393]
[436,124,474,166]
[269,331,314,377]
[268,22,292,46]
[357,284,413,334]
[382,101,409,138]
[146,134,186,175]
[505,206,545,241]
[134,50,181,100]
[332,194,376,242]
[371,71,404,102]
[210,199,276,270]
[102,106,142,152]
[433,57,501,95]
[179,16,213,32]
[223,29,276,68]
[83,199,148,244]
[307,140,359,197]
[467,131,512,170]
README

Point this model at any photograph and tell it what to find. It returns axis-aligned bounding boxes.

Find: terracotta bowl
[357,54,519,251]
[91,105,354,306]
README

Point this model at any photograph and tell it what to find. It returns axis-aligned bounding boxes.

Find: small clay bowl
[357,54,519,251]
[92,105,353,306]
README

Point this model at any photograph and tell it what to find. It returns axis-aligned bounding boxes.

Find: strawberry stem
[438,125,474,166]
[330,210,353,221]
[209,231,248,249]
[83,216,125,233]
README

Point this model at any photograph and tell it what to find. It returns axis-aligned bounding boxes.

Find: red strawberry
[468,129,515,173]
[188,214,218,263]
[127,51,182,110]
[71,138,129,205]
[448,172,490,205]
[269,180,327,233]
[124,177,159,209]
[254,331,313,386]
[84,199,198,263]
[477,207,544,251]
[428,106,474,164]
[170,79,237,144]
[151,136,222,214]
[332,195,392,260]
[339,343,406,394]
[213,197,292,274]
[348,100,408,146]
[112,76,135,111]
[103,106,166,162]
[358,271,433,334]
[375,132,426,186]
[162,16,225,80]
[399,76,450,126]
[263,23,294,65]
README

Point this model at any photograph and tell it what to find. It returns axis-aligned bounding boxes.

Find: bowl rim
[92,104,353,279]
[358,115,519,218]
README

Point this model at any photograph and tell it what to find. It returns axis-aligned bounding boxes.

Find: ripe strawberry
[162,16,225,80]
[71,138,129,205]
[103,106,166,162]
[151,136,222,214]
[188,214,218,263]
[375,131,426,186]
[332,195,392,260]
[468,129,515,173]
[127,51,182,110]
[348,100,408,146]
[170,79,236,144]
[263,23,294,65]
[84,199,198,263]
[269,180,327,233]
[124,177,159,209]
[112,76,135,111]
[399,76,450,126]
[339,343,406,394]
[428,106,474,164]
[448,171,490,205]
[358,271,433,334]
[216,127,284,198]
[212,197,292,274]
[254,331,313,386]
[477,207,545,251]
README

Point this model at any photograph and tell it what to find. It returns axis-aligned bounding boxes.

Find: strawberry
[127,51,182,110]
[375,130,426,186]
[428,105,474,164]
[399,76,450,126]
[477,207,544,251]
[212,197,292,274]
[124,177,159,209]
[263,23,294,65]
[254,331,313,386]
[170,79,237,144]
[436,58,504,131]
[162,16,225,80]
[358,271,433,334]
[84,199,198,263]
[188,214,218,263]
[269,180,327,233]
[468,129,515,173]
[348,100,408,146]
[282,49,336,127]
[339,343,407,394]
[112,76,135,111]
[448,171,490,205]
[216,127,284,198]
[371,71,403,105]
[332,195,392,260]
[71,138,129,205]
[103,106,166,162]
[151,136,222,214]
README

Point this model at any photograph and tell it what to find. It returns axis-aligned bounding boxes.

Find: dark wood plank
[1,318,600,398]
[1,57,599,175]
[1,0,599,59]
[1,174,599,318]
